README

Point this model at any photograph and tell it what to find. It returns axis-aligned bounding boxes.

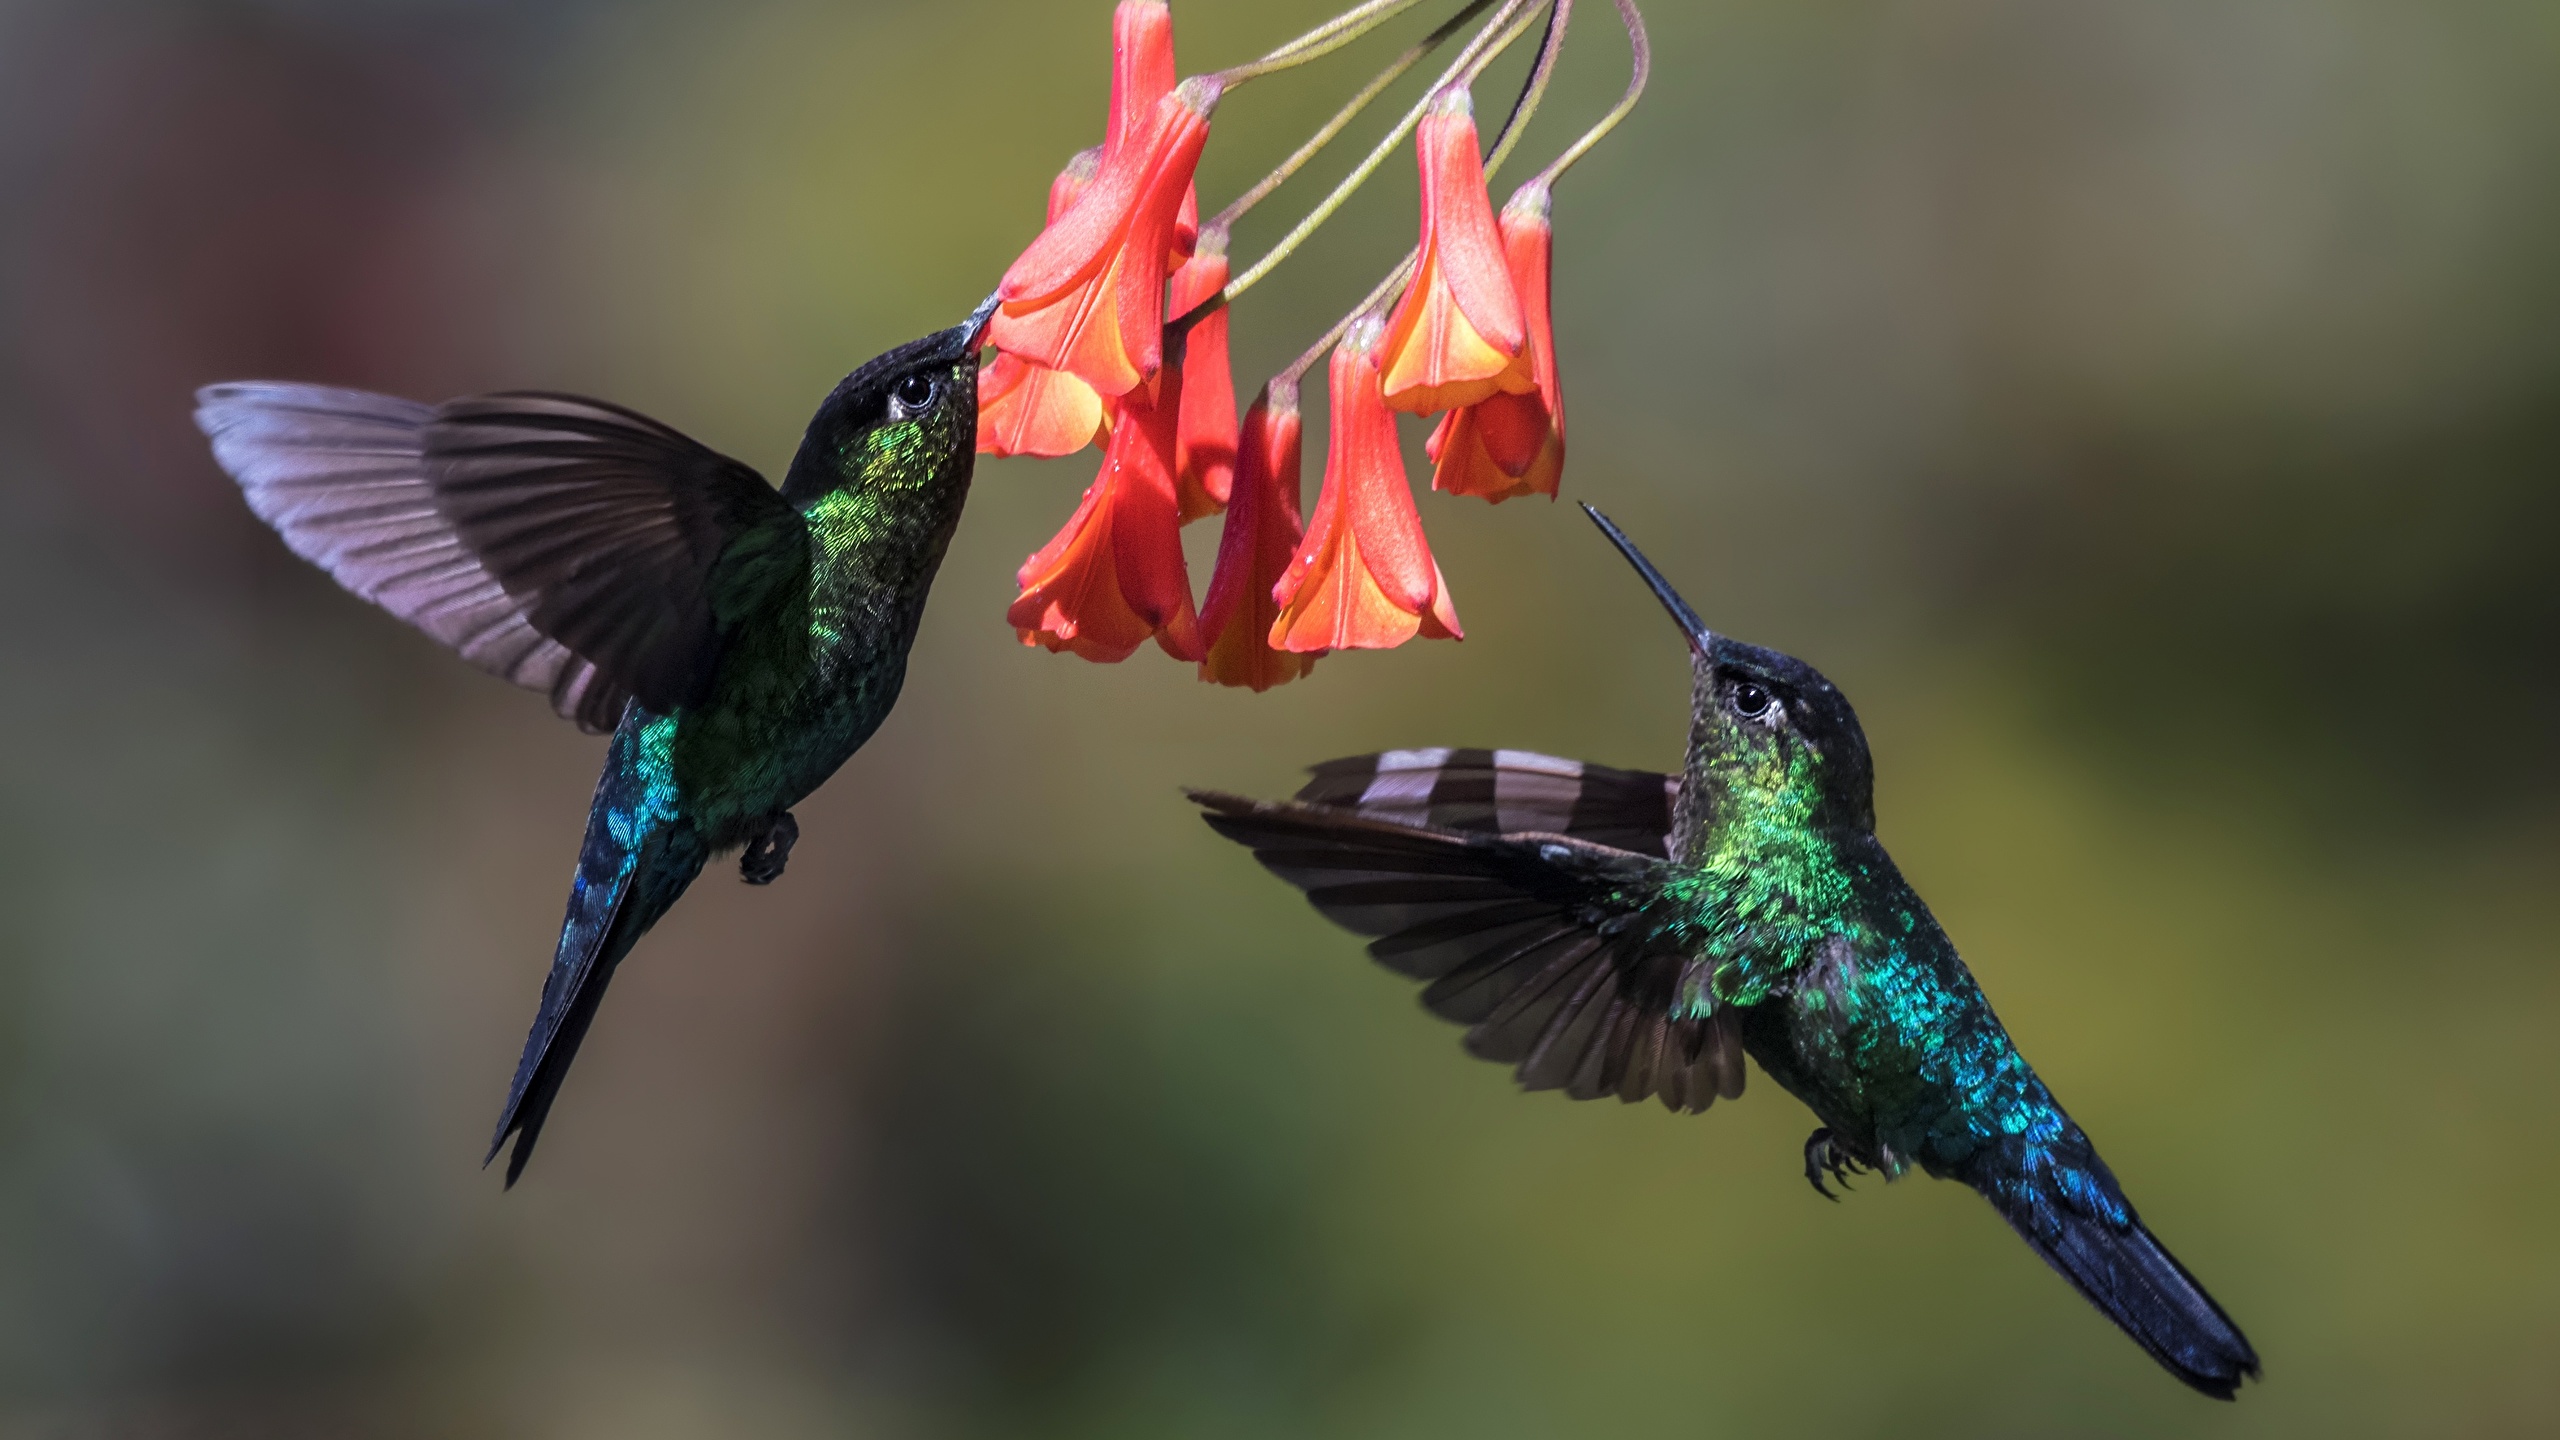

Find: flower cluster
[982,0,1641,689]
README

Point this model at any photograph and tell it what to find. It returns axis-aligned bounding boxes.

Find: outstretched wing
[196,383,807,732]
[1192,791,1745,1113]
[1292,748,1680,856]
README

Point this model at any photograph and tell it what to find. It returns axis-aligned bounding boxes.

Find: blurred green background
[3,0,2555,1435]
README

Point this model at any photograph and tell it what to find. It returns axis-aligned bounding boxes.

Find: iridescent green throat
[1654,738,1861,1016]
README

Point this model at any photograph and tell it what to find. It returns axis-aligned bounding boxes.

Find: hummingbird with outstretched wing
[196,297,994,1183]
[1191,504,2260,1399]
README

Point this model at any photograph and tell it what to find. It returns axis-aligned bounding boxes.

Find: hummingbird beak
[956,290,1002,352]
[1581,504,1714,658]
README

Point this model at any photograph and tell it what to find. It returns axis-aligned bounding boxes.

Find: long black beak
[1581,503,1713,657]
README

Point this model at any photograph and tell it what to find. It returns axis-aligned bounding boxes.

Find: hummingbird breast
[662,577,928,849]
[1739,901,2053,1182]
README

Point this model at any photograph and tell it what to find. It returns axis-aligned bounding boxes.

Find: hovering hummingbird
[195,297,995,1183]
[1190,504,2261,1398]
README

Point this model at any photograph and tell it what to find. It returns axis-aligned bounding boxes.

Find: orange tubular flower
[1009,365,1205,663]
[1105,0,1175,158]
[987,10,1218,397]
[1101,0,1200,265]
[1376,90,1533,415]
[1169,233,1236,522]
[1198,389,1316,690]
[1427,182,1563,501]
[1270,323,1463,652]
[980,151,1109,458]
[978,351,1110,459]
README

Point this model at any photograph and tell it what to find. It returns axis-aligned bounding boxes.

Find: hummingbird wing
[1190,791,1747,1113]
[1291,748,1679,855]
[196,383,807,731]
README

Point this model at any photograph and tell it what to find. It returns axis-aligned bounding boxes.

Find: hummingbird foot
[740,810,799,885]
[1803,1127,1871,1201]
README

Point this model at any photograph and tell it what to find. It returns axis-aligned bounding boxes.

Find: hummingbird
[1189,504,2261,1398]
[195,296,995,1184]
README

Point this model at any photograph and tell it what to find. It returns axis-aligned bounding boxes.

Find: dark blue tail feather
[1976,1148,2261,1399]
[487,718,705,1185]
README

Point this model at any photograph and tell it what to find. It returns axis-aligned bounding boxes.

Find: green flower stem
[1531,0,1647,188]
[1267,0,1567,388]
[1214,0,1435,87]
[1221,0,1544,309]
[1211,0,1500,235]
[1483,0,1568,175]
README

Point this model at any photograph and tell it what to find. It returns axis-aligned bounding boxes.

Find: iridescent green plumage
[196,301,992,1182]
[1191,507,2261,1398]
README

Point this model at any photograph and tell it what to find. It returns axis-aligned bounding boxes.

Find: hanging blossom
[1170,227,1237,521]
[1198,386,1314,689]
[1007,363,1205,663]
[980,0,1649,688]
[978,150,1108,458]
[1427,180,1562,501]
[1376,90,1532,415]
[1272,319,1463,651]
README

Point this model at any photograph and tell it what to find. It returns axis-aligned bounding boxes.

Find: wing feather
[1193,790,1747,1114]
[196,382,806,729]
[1296,748,1680,856]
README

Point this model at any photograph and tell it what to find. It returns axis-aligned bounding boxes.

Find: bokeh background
[3,0,2554,1435]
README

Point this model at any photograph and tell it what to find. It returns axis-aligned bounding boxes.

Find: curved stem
[1215,0,1431,86]
[1212,0,1498,234]
[1532,0,1647,188]
[1483,0,1568,175]
[1275,250,1417,389]
[1263,0,1564,387]
[1221,0,1543,308]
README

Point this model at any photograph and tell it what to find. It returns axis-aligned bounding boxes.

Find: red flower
[1376,90,1533,416]
[986,0,1217,398]
[1270,323,1463,652]
[1105,0,1175,158]
[1102,0,1200,265]
[1009,364,1204,663]
[979,150,1109,458]
[1198,388,1316,689]
[1170,232,1236,522]
[1427,182,1563,501]
[978,352,1109,459]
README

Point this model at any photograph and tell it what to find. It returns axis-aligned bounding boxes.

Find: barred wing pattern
[1193,786,1745,1113]
[1293,747,1681,857]
[197,383,804,732]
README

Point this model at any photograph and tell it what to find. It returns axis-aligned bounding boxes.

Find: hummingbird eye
[890,373,940,417]
[1729,681,1774,719]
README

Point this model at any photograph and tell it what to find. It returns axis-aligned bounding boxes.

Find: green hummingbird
[195,297,995,1183]
[1190,505,2260,1398]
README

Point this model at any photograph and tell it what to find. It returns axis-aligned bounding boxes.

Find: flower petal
[1378,92,1531,415]
[1106,0,1176,159]
[1009,368,1202,662]
[979,350,1109,458]
[1424,185,1564,500]
[1170,240,1236,522]
[1199,389,1316,689]
[989,80,1219,396]
[1048,146,1101,223]
[1270,326,1461,652]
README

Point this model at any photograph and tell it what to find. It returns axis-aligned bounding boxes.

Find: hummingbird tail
[1983,1175,2261,1399]
[487,729,708,1186]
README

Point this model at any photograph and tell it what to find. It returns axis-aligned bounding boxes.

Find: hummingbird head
[1581,505,1876,836]
[779,292,999,507]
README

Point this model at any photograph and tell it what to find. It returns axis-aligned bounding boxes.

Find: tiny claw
[740,810,800,886]
[1803,1128,1840,1202]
